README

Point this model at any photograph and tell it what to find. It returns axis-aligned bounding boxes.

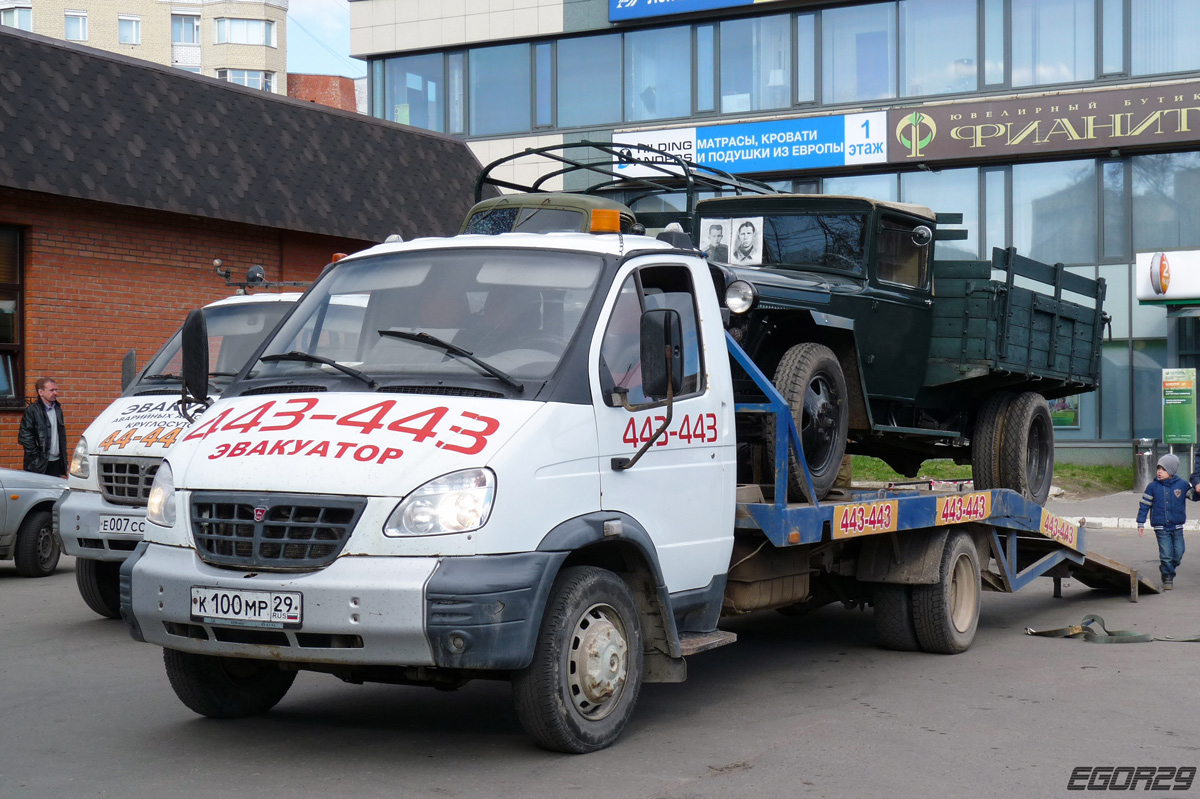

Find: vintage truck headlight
[385,468,495,536]
[725,280,758,314]
[146,462,176,527]
[69,437,89,479]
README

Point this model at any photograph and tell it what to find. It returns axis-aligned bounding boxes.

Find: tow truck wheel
[163,649,297,719]
[512,566,643,754]
[970,391,1013,490]
[14,510,59,577]
[913,531,981,654]
[769,342,849,503]
[873,584,919,651]
[998,392,1055,505]
[75,558,122,619]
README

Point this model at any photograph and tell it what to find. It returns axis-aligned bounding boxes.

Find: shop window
[1132,152,1200,253]
[824,173,898,202]
[1012,159,1097,265]
[1101,161,1130,261]
[900,167,979,260]
[982,0,1004,85]
[384,53,444,131]
[720,14,791,114]
[696,25,715,113]
[470,43,530,136]
[624,25,691,122]
[1132,340,1168,439]
[899,0,975,97]
[983,168,1008,258]
[796,14,815,103]
[1011,0,1094,86]
[0,227,21,407]
[1100,342,1131,440]
[534,43,552,128]
[558,35,621,128]
[1132,0,1200,76]
[822,2,897,104]
[1101,0,1124,75]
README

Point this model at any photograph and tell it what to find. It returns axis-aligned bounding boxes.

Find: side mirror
[181,309,210,407]
[911,226,933,247]
[640,308,683,401]
[120,350,137,392]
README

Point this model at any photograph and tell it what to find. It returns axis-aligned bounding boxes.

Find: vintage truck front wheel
[769,342,849,502]
[998,392,1055,505]
[512,566,643,753]
[164,649,296,718]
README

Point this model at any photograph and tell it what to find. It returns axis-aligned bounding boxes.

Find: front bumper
[57,489,147,561]
[122,543,565,671]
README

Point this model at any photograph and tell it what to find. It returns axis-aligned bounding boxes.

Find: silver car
[0,468,67,577]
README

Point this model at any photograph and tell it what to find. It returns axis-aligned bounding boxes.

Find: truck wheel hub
[568,605,628,717]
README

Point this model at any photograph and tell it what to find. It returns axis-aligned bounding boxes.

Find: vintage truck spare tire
[998,391,1055,505]
[769,342,849,502]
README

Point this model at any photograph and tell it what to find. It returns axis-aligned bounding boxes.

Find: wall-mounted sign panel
[1163,368,1197,445]
[613,112,888,177]
[610,0,789,23]
[1136,250,1200,304]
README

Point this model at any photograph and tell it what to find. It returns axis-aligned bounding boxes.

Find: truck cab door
[590,259,736,595]
[858,216,935,405]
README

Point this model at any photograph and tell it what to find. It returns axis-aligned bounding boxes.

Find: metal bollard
[1133,438,1157,495]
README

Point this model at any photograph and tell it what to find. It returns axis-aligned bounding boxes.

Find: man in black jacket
[18,377,67,477]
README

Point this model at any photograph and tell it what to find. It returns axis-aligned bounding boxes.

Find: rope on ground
[1023,613,1200,643]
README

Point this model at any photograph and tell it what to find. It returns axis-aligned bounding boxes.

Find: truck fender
[537,512,686,662]
[856,527,950,585]
[797,310,873,431]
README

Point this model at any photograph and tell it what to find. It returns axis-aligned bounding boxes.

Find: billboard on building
[1136,250,1200,304]
[609,0,789,22]
[613,112,887,177]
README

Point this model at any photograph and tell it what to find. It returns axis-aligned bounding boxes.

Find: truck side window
[599,265,704,408]
[877,222,929,289]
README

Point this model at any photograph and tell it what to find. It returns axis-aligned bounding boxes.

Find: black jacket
[17,400,67,474]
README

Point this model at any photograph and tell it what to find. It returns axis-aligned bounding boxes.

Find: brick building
[0,28,487,469]
[288,73,361,113]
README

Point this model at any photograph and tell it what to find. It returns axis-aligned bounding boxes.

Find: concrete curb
[1060,517,1200,531]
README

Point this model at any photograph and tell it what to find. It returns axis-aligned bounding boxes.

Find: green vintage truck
[466,143,1107,505]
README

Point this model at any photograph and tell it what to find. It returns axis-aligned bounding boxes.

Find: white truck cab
[60,292,299,619]
[123,231,736,752]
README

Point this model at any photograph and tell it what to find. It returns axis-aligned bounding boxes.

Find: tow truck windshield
[249,248,604,385]
[132,301,293,395]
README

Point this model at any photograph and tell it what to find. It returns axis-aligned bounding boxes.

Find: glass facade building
[351,0,1200,460]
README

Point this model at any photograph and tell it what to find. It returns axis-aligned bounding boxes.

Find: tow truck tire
[769,342,849,503]
[912,531,981,654]
[997,392,1055,505]
[75,559,122,619]
[512,566,643,754]
[164,649,296,719]
[970,391,1013,490]
[873,584,919,651]
[14,510,59,577]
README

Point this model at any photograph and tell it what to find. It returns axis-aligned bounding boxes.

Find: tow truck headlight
[385,468,495,536]
[725,280,758,314]
[146,462,176,527]
[69,437,89,479]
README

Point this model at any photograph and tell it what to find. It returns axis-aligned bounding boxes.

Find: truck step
[679,630,738,656]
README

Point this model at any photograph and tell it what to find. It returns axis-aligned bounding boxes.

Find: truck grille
[98,457,161,507]
[190,492,366,571]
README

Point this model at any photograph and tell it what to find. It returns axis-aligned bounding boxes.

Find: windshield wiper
[208,371,238,377]
[377,330,524,393]
[259,351,377,389]
[141,372,180,381]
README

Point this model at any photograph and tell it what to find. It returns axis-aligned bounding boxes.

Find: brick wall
[0,187,372,470]
[287,74,359,113]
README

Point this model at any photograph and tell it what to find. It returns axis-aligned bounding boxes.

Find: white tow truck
[121,221,1144,753]
[59,289,299,618]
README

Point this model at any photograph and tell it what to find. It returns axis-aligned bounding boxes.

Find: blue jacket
[1137,475,1191,529]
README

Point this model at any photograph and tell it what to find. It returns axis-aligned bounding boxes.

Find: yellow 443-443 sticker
[97,426,184,451]
[833,500,899,539]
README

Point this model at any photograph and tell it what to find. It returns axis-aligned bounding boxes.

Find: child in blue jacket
[1137,453,1189,590]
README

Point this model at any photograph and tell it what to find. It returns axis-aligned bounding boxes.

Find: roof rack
[474,141,778,218]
